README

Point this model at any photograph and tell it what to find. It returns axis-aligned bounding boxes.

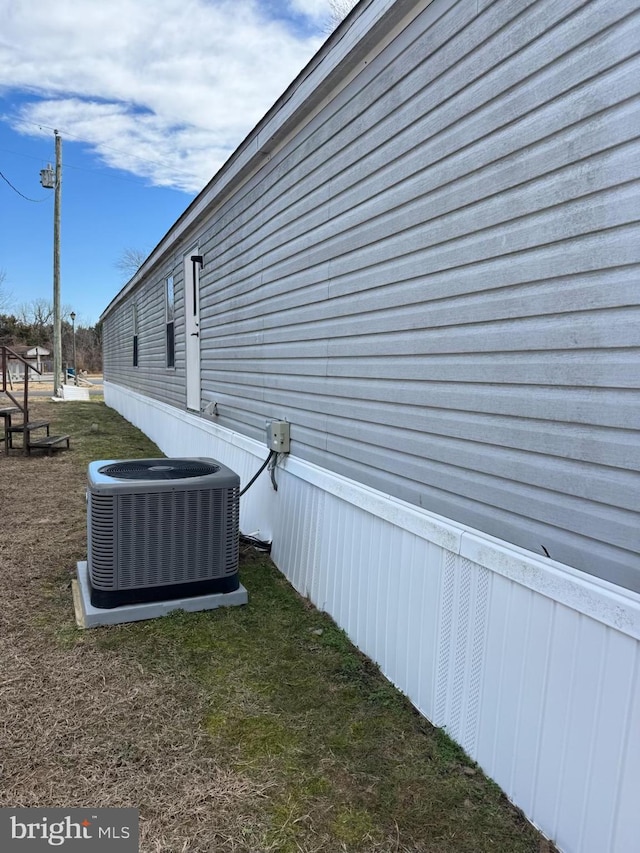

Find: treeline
[0,299,102,373]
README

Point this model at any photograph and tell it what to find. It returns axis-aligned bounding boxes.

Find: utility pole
[52,130,62,395]
[41,133,63,393]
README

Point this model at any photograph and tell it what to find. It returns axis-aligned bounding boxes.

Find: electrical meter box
[265,420,290,453]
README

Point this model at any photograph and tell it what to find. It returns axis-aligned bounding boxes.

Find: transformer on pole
[39,164,54,189]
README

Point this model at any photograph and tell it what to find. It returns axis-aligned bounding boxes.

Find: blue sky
[0,0,344,326]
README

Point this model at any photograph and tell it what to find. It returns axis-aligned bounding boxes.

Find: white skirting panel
[105,382,640,853]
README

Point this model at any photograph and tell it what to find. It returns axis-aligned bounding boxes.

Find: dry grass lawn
[0,399,556,852]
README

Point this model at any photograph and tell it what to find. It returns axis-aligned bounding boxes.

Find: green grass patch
[49,399,161,465]
[90,556,542,852]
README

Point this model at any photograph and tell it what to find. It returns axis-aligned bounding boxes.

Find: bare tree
[18,298,53,327]
[115,247,148,280]
[73,322,103,373]
[17,299,54,346]
[0,268,13,311]
[325,0,359,33]
[16,299,72,346]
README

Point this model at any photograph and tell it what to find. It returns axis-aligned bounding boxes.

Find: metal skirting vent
[434,553,490,754]
[87,458,240,606]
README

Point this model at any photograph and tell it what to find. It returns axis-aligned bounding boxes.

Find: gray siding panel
[103,266,186,407]
[103,0,640,589]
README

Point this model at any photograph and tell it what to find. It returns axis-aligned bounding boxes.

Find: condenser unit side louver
[87,458,240,609]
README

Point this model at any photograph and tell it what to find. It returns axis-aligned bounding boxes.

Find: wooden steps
[1,345,70,457]
[0,406,19,453]
[27,434,70,454]
[4,417,70,456]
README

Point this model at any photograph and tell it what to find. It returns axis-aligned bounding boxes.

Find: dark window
[166,276,175,368]
[166,321,175,368]
[132,304,139,367]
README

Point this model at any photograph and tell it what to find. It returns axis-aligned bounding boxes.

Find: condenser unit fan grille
[99,459,220,480]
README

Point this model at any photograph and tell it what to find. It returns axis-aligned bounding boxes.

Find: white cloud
[287,0,333,22]
[0,0,330,193]
[13,99,225,193]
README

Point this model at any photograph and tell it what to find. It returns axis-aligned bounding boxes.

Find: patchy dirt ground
[0,404,265,851]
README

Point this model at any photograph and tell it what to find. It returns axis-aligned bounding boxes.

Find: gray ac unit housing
[87,458,240,608]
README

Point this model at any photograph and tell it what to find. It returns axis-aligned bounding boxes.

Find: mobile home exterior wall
[103,268,187,405]
[101,1,640,851]
[103,0,640,591]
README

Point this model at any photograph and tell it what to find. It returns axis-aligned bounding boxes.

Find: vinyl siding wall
[102,0,640,589]
[103,263,186,405]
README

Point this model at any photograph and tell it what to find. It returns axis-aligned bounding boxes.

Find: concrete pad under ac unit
[72,561,248,628]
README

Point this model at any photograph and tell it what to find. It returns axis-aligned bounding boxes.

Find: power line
[20,118,197,178]
[0,146,165,188]
[0,146,52,164]
[0,168,50,202]
[64,159,158,186]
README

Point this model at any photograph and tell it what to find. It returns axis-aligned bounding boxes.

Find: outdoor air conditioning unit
[87,458,240,609]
